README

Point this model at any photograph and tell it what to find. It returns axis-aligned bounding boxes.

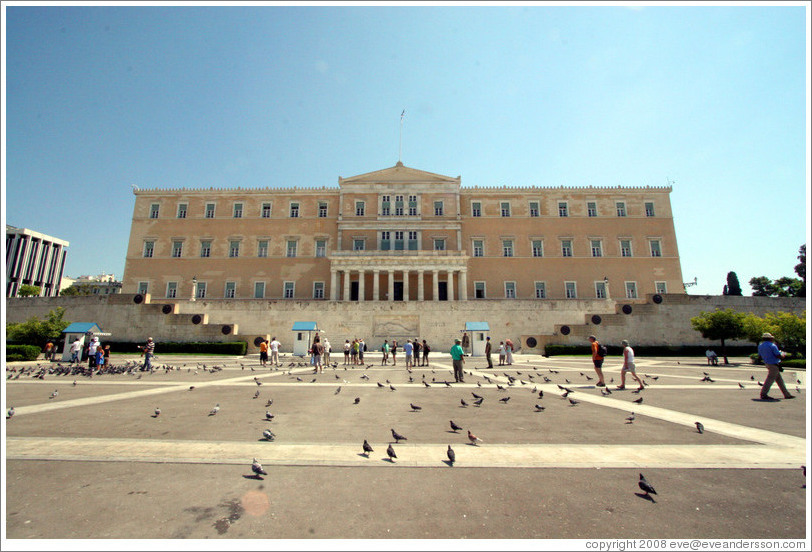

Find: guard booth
[59,323,112,361]
[464,322,490,357]
[291,321,319,357]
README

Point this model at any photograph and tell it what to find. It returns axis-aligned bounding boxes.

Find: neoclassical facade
[122,163,685,302]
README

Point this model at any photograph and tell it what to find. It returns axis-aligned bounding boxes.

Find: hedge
[100,341,247,355]
[544,344,759,358]
[749,353,806,368]
[6,344,41,362]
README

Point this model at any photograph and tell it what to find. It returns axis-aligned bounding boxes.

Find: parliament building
[122,162,685,304]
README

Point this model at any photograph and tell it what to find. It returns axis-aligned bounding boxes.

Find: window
[289,203,299,218]
[565,281,577,299]
[233,203,243,218]
[172,241,183,258]
[166,282,177,298]
[258,240,269,258]
[143,241,155,258]
[205,203,215,218]
[616,202,627,217]
[200,240,211,258]
[318,202,328,218]
[620,239,632,257]
[535,282,546,299]
[229,240,240,258]
[532,240,543,258]
[473,240,484,257]
[380,231,390,251]
[315,239,326,257]
[283,281,295,299]
[529,202,539,217]
[137,281,149,295]
[561,239,572,257]
[645,202,655,217]
[353,239,365,251]
[558,202,568,217]
[177,203,187,219]
[474,281,486,299]
[408,195,417,216]
[595,281,607,299]
[504,282,516,299]
[254,282,265,299]
[287,240,298,257]
[591,240,602,257]
[261,202,271,218]
[433,238,445,251]
[655,281,667,294]
[408,231,418,250]
[381,195,390,216]
[625,282,638,299]
[225,281,236,299]
[355,201,365,216]
[196,282,207,299]
[394,231,404,250]
[313,282,325,299]
[501,202,511,217]
[382,206,390,216]
[472,202,482,217]
[434,201,444,216]
[150,204,160,219]
[502,239,514,257]
[650,240,662,257]
[587,202,597,217]
[395,195,404,216]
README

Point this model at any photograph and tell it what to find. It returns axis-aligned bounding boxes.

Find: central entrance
[438,281,448,301]
[393,281,404,301]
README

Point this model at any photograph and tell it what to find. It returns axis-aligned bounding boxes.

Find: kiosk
[291,322,319,357]
[464,322,490,357]
[60,323,111,361]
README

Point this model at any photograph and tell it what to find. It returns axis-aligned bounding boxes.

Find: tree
[690,308,747,364]
[795,244,805,283]
[724,272,742,296]
[748,244,806,297]
[773,277,804,297]
[17,285,42,297]
[749,276,775,297]
[741,311,805,357]
[59,285,93,296]
[6,307,70,346]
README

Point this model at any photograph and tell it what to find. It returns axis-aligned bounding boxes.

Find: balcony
[330,250,467,258]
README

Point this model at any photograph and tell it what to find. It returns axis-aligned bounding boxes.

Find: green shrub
[781,358,806,369]
[544,344,756,357]
[6,344,41,361]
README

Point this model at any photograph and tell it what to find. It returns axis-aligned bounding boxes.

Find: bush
[102,341,248,355]
[544,344,756,357]
[750,353,806,368]
[6,344,41,361]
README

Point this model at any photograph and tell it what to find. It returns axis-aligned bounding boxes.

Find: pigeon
[154,407,161,417]
[695,422,704,434]
[538,390,544,399]
[447,445,456,465]
[209,404,220,416]
[633,397,644,404]
[738,383,745,389]
[354,397,361,404]
[499,396,511,404]
[534,404,546,412]
[750,375,755,380]
[569,398,580,406]
[50,389,58,399]
[467,430,483,445]
[377,382,385,388]
[626,412,635,424]
[189,386,195,391]
[638,473,657,496]
[410,403,422,411]
[472,392,483,399]
[460,399,468,407]
[265,399,273,406]
[391,429,407,443]
[262,429,275,441]
[450,420,463,432]
[253,390,260,399]
[335,386,342,395]
[72,380,77,386]
[362,439,373,456]
[386,443,397,461]
[473,397,484,406]
[7,407,14,419]
[265,411,274,421]
[390,385,397,391]
[252,458,268,477]
[496,384,505,391]
[423,381,431,388]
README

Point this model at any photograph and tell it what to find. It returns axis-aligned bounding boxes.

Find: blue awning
[464,322,490,331]
[62,322,102,334]
[291,322,319,331]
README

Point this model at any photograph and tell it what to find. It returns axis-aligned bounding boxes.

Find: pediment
[340,162,459,185]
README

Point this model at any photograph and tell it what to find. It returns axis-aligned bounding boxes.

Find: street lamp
[191,275,197,302]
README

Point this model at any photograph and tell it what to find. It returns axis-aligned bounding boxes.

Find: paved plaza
[3,352,808,541]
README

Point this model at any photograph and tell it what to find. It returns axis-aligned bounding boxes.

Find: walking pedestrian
[391,340,398,366]
[404,339,414,368]
[421,339,430,367]
[616,339,644,391]
[588,335,607,387]
[758,333,794,401]
[344,339,351,365]
[505,339,514,365]
[270,337,281,365]
[323,337,331,365]
[451,338,466,383]
[381,340,390,365]
[139,337,155,371]
[485,336,493,369]
[259,339,268,367]
[498,341,506,366]
[70,338,82,364]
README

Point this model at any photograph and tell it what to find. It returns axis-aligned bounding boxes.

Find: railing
[330,250,467,257]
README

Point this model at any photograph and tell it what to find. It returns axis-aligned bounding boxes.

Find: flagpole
[399,109,405,163]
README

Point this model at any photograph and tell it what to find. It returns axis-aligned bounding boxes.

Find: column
[447,270,455,301]
[343,270,351,301]
[373,270,380,302]
[417,270,425,301]
[403,269,410,302]
[432,270,439,301]
[459,269,468,301]
[358,269,365,302]
[388,269,395,302]
[330,269,338,301]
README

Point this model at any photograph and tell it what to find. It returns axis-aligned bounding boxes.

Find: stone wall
[5,293,805,354]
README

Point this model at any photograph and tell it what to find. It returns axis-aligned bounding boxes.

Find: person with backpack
[588,335,607,387]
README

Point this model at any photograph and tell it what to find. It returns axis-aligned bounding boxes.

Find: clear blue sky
[4,2,809,296]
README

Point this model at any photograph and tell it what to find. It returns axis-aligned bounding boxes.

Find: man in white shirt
[322,338,331,365]
[270,337,281,365]
[70,338,82,364]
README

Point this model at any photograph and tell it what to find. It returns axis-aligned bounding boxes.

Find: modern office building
[122,162,684,302]
[6,225,69,297]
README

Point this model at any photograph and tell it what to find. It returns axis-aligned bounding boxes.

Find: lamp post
[603,276,611,300]
[191,275,197,302]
